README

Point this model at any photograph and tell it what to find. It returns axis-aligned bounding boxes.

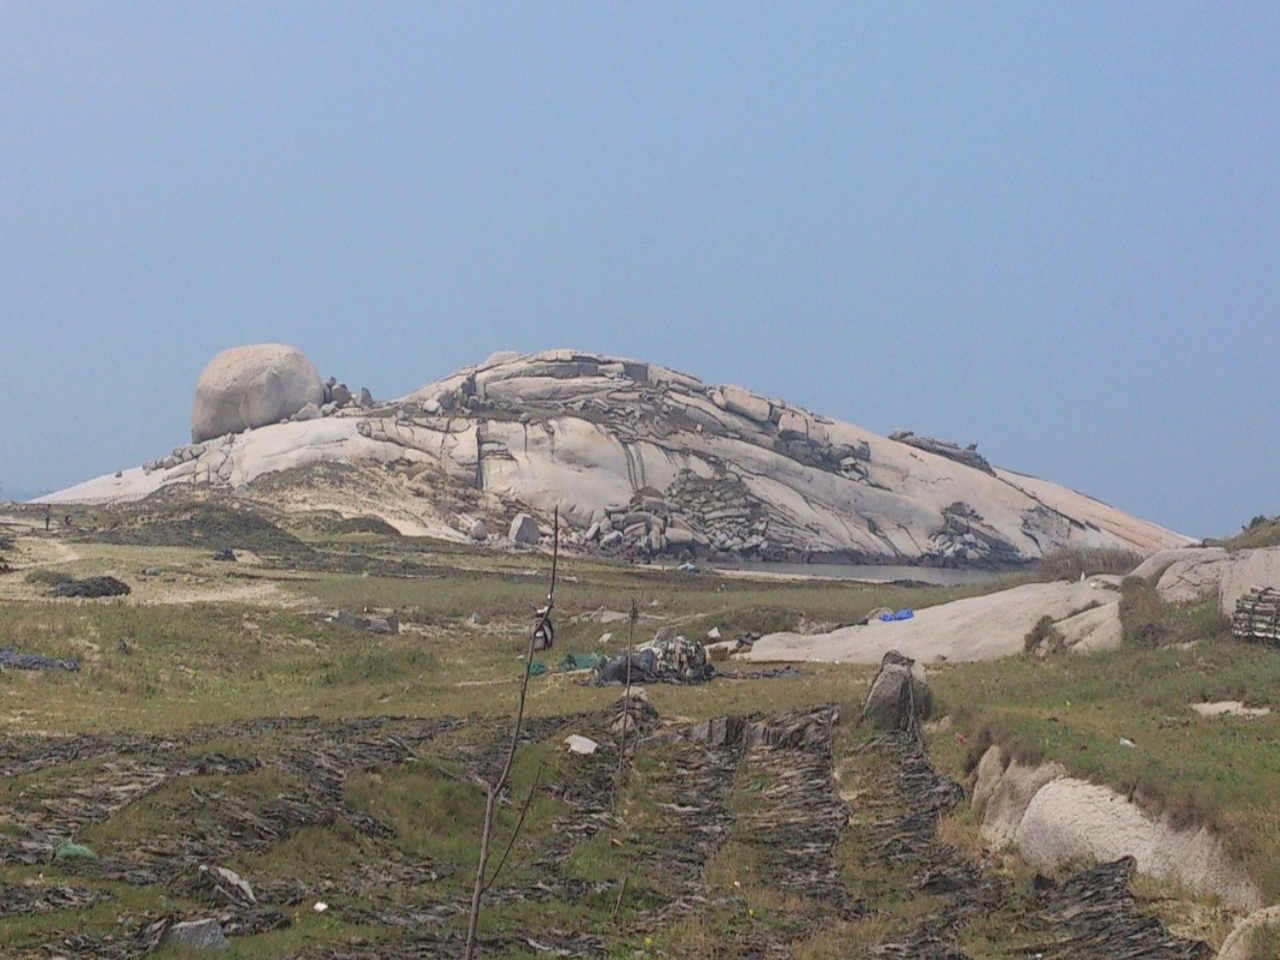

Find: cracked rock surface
[42,349,1190,565]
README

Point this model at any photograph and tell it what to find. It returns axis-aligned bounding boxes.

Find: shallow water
[713,561,1003,585]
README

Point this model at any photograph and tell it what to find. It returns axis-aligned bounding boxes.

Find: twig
[611,874,629,919]
[618,595,639,780]
[464,507,559,960]
[480,765,543,895]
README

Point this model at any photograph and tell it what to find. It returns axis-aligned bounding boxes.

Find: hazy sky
[2,4,1276,538]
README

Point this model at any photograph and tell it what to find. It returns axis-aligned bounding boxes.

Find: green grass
[1212,514,1280,552]
[927,584,1280,901]
[1252,920,1280,960]
[0,520,1272,957]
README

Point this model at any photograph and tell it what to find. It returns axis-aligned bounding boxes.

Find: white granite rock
[191,344,325,443]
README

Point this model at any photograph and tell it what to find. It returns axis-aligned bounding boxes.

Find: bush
[1033,546,1143,583]
[25,568,72,586]
[1118,575,1229,648]
[1024,614,1065,655]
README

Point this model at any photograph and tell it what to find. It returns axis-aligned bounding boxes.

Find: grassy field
[925,574,1280,907]
[0,510,1274,956]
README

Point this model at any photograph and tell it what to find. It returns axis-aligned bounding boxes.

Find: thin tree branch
[618,595,639,780]
[480,765,543,895]
[464,508,559,959]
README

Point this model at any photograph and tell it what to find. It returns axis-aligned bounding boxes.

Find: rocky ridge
[41,348,1190,566]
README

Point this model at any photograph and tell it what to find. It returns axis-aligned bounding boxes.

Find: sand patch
[131,580,294,607]
[1190,701,1271,719]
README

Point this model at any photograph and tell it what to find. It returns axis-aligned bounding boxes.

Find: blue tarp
[879,609,914,622]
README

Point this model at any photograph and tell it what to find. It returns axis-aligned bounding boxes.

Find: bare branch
[464,507,559,960]
[481,765,543,895]
[618,595,639,780]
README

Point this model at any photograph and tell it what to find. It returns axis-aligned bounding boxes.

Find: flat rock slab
[1190,701,1271,718]
[742,580,1121,664]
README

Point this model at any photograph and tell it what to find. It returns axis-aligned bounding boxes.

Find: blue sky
[1,3,1276,537]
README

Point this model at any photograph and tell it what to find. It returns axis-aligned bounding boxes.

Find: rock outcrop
[191,344,326,443]
[862,650,931,729]
[46,348,1191,566]
[971,744,1261,911]
[1135,545,1280,615]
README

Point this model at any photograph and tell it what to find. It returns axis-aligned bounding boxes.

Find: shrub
[24,568,72,586]
[1024,614,1065,655]
[1118,575,1229,648]
[1034,546,1143,583]
[1250,921,1280,960]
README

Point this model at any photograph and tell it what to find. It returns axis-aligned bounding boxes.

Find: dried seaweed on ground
[0,703,1216,959]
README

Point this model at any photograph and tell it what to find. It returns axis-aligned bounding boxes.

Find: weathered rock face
[971,744,1261,911]
[50,348,1192,566]
[191,344,326,443]
[1135,544,1280,615]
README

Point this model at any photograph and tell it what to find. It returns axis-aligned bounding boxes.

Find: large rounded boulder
[191,344,325,443]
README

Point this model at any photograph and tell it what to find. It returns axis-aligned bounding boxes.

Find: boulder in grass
[164,918,231,951]
[862,649,931,730]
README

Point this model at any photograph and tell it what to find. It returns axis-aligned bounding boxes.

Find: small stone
[164,918,231,951]
[564,734,599,755]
